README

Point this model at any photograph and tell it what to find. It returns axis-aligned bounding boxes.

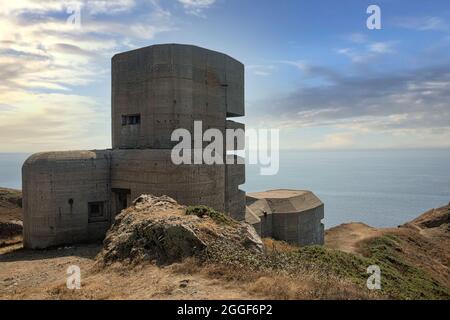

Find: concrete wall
[22,150,112,249]
[111,44,246,220]
[225,154,245,220]
[110,149,226,213]
[297,205,324,245]
[22,44,247,249]
[259,213,273,238]
[271,204,325,246]
[111,44,244,149]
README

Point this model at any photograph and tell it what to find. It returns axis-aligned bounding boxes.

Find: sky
[0,0,450,152]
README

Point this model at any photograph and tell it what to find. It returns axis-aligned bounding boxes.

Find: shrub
[185,205,236,225]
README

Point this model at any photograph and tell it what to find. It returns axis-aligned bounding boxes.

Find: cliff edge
[0,189,448,300]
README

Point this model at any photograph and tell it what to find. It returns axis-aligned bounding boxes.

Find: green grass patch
[185,205,236,225]
[362,235,449,299]
[292,236,450,299]
[202,235,450,299]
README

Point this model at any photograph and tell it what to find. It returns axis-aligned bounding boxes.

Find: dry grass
[247,275,378,300]
[171,249,377,300]
[2,190,448,300]
[263,238,298,253]
[171,234,449,300]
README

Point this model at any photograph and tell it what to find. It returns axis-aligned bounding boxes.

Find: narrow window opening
[121,114,141,126]
[88,201,107,223]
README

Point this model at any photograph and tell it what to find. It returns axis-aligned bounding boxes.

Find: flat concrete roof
[246,189,323,215]
[248,189,311,199]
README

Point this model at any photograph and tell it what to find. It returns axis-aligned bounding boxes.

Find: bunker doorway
[112,188,131,216]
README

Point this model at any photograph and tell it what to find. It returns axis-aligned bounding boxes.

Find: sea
[1,149,449,229]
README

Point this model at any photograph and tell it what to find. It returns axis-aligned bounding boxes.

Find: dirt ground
[325,222,386,254]
[0,189,257,300]
[0,243,260,300]
[0,188,448,300]
[325,205,450,289]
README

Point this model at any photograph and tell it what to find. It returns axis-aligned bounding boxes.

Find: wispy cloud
[336,41,395,63]
[0,0,175,151]
[177,0,217,16]
[368,42,394,54]
[348,32,367,44]
[394,16,449,32]
[279,60,343,83]
[310,132,355,149]
[249,62,450,148]
[246,64,276,76]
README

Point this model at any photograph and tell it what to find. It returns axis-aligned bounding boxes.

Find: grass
[0,188,22,207]
[361,235,450,299]
[176,240,375,299]
[284,235,450,299]
[191,235,450,300]
[185,205,236,225]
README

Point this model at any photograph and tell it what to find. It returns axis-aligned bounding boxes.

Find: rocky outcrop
[0,221,22,240]
[0,188,23,241]
[98,195,263,265]
[406,204,450,229]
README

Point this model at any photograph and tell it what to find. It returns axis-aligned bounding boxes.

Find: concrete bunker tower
[110,44,246,219]
[22,44,246,249]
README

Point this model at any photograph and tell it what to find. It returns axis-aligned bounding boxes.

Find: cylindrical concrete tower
[110,44,246,220]
[111,44,244,149]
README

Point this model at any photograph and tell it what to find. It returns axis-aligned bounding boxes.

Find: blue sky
[0,0,450,151]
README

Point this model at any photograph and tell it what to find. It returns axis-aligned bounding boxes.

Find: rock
[179,279,189,288]
[0,221,23,239]
[408,205,450,229]
[97,195,264,265]
[240,223,264,253]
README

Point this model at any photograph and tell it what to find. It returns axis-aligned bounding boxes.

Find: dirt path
[0,244,257,300]
[325,222,387,254]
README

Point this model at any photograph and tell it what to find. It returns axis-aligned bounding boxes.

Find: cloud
[279,60,343,83]
[246,64,276,76]
[0,0,137,16]
[0,0,175,151]
[368,42,394,54]
[336,41,394,63]
[309,132,355,149]
[279,60,308,71]
[249,62,450,147]
[177,0,216,15]
[0,90,109,152]
[84,0,137,15]
[0,1,174,90]
[394,16,449,32]
[348,33,367,44]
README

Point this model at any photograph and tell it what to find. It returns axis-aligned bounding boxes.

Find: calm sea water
[1,150,449,228]
[246,149,450,228]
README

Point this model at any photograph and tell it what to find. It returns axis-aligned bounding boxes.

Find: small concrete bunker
[246,189,325,246]
[22,44,324,249]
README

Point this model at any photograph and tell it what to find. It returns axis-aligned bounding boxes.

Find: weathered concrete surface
[22,150,112,249]
[110,149,226,213]
[111,44,244,150]
[21,44,323,250]
[246,189,325,246]
[22,44,246,249]
[225,155,245,221]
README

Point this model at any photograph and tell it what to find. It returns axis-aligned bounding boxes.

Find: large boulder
[98,195,263,265]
